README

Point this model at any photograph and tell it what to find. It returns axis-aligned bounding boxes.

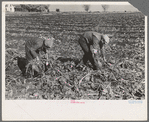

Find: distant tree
[20,4,30,12]
[101,5,109,12]
[20,4,50,12]
[20,4,38,12]
[83,5,90,12]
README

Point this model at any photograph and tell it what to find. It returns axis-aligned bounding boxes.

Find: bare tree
[101,5,109,12]
[83,5,90,12]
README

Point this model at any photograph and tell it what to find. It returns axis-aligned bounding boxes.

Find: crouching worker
[78,31,109,70]
[25,37,54,76]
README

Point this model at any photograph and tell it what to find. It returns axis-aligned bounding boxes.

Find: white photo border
[2,1,147,121]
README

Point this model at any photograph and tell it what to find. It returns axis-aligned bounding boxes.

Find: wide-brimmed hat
[44,37,54,48]
[102,35,110,44]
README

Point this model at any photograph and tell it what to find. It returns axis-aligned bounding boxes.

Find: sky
[49,4,139,12]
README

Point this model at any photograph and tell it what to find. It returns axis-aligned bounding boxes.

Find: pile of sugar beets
[5,34,145,100]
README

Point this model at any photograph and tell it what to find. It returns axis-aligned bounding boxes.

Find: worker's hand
[90,45,98,54]
[91,48,98,58]
[93,49,98,54]
[36,56,41,64]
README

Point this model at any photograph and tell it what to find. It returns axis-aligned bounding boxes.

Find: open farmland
[5,12,145,100]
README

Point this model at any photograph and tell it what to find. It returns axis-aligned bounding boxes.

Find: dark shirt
[25,37,45,62]
[83,31,103,50]
[83,31,105,61]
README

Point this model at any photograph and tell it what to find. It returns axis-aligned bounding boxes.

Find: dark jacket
[83,31,104,50]
[25,37,46,62]
[78,31,106,70]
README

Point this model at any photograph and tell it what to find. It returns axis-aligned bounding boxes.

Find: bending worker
[78,31,110,70]
[25,36,54,73]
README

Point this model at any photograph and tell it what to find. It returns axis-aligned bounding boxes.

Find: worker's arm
[30,48,38,59]
[89,34,101,64]
[30,39,44,60]
[99,39,107,62]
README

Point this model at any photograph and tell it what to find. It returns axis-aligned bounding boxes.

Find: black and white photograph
[2,1,147,120]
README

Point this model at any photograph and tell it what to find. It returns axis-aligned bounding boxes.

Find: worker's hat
[44,37,54,48]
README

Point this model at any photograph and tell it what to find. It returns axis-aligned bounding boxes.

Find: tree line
[19,4,50,12]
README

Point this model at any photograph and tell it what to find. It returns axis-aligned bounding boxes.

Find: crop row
[6,12,145,39]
